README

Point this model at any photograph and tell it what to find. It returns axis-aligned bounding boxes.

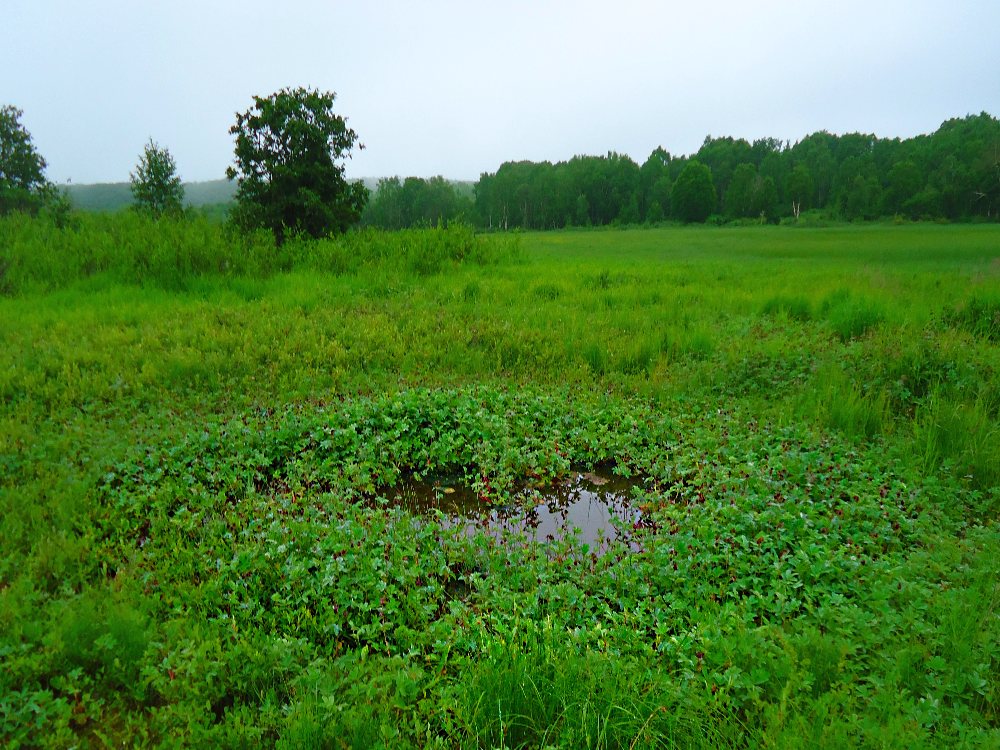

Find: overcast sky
[3,0,998,185]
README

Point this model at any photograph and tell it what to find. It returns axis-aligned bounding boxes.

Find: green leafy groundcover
[4,387,998,747]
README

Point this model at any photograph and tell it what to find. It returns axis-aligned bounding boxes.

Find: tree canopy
[363,176,473,230]
[0,105,51,215]
[130,139,184,217]
[464,112,1000,229]
[671,161,717,223]
[226,87,368,245]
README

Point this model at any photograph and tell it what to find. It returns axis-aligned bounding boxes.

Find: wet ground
[385,469,650,549]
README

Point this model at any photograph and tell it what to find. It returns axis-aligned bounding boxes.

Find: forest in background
[63,112,999,230]
[372,112,1000,229]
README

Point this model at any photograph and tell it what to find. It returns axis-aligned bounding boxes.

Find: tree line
[3,94,998,243]
[366,112,1000,229]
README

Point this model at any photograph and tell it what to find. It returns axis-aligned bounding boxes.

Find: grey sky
[3,0,998,185]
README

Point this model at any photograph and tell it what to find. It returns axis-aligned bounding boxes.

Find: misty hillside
[64,177,465,213]
[65,179,237,212]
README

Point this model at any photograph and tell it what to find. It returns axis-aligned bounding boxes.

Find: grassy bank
[1,219,998,747]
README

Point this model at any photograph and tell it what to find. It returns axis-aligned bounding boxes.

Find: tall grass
[914,389,1000,492]
[0,213,520,294]
[2,218,1000,747]
[460,619,740,749]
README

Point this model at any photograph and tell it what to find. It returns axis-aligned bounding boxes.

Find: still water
[386,469,649,549]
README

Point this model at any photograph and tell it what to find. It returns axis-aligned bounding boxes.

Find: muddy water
[386,470,648,549]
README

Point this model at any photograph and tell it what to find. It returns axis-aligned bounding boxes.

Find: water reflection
[386,470,648,549]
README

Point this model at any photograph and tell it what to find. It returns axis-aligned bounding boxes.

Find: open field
[2,219,999,747]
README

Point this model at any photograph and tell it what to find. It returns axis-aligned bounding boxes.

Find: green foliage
[944,295,1000,341]
[761,295,812,321]
[645,199,664,224]
[842,174,883,221]
[45,593,151,699]
[914,389,1000,490]
[0,213,520,295]
[574,193,590,226]
[476,152,644,230]
[226,86,368,245]
[471,112,999,229]
[724,163,779,221]
[671,161,717,223]
[3,221,1000,747]
[724,162,757,218]
[821,290,886,341]
[753,175,779,220]
[787,164,815,218]
[0,104,52,215]
[0,211,275,293]
[807,363,890,440]
[459,620,730,748]
[130,139,185,218]
[883,160,922,216]
[363,175,474,229]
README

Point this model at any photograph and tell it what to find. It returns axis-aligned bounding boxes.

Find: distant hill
[65,177,472,213]
[64,182,131,211]
[184,180,237,206]
[65,179,236,212]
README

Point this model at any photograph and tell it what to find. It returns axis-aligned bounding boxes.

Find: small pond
[385,469,650,549]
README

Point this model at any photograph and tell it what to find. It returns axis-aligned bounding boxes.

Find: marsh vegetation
[1,217,999,747]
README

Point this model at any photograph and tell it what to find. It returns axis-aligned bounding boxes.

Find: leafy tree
[0,105,51,215]
[695,136,751,204]
[474,171,505,229]
[903,187,943,219]
[639,147,671,218]
[750,175,779,220]
[929,154,972,219]
[574,193,590,226]
[843,175,883,221]
[364,175,473,229]
[724,164,779,221]
[671,161,716,223]
[649,175,673,221]
[759,151,789,210]
[618,194,640,225]
[606,151,641,224]
[226,86,368,245]
[833,155,876,209]
[786,164,814,219]
[750,137,783,166]
[724,163,757,218]
[364,177,405,229]
[882,160,922,216]
[930,113,1000,219]
[791,132,836,206]
[475,154,641,230]
[130,139,185,217]
[836,132,877,164]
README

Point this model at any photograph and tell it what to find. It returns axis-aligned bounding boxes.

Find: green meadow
[1,217,999,747]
